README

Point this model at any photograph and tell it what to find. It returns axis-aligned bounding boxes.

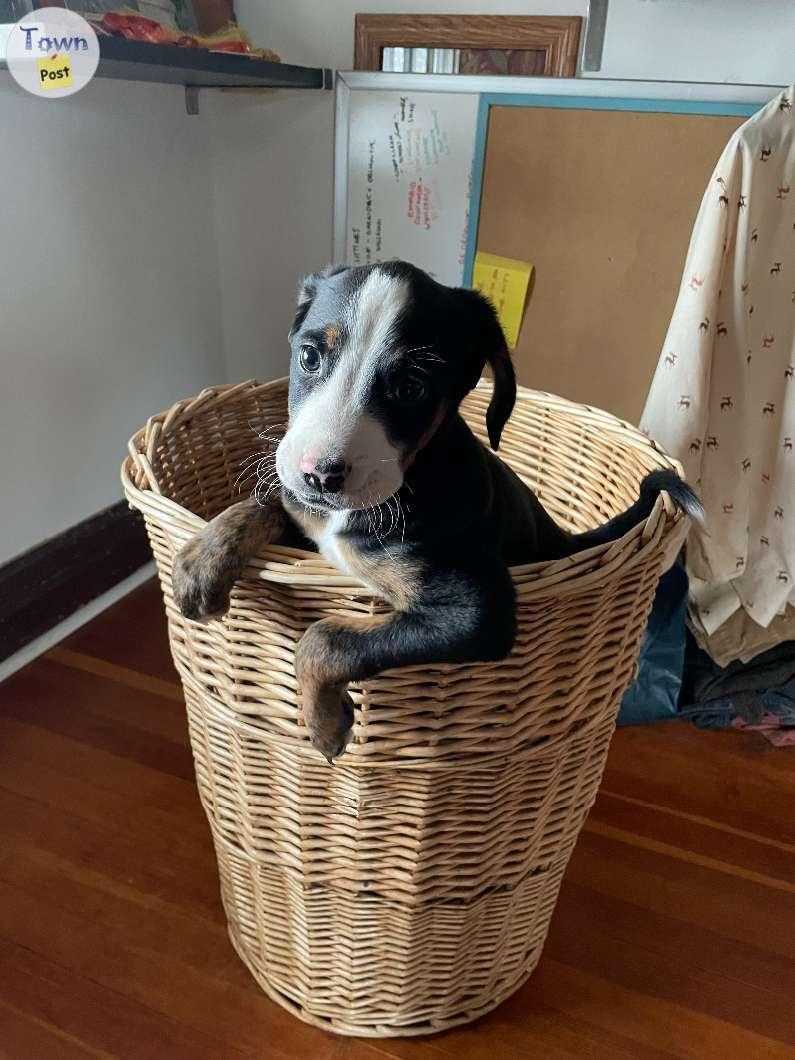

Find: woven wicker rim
[122,378,685,603]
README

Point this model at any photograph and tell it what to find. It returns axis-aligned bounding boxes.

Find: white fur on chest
[313,510,354,576]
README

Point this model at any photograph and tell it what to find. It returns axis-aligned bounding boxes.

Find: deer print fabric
[641,87,795,655]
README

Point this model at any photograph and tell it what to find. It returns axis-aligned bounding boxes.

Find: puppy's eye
[394,375,426,403]
[299,345,321,373]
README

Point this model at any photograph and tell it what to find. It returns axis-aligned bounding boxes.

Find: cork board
[476,105,746,422]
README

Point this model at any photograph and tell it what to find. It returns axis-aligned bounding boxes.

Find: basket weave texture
[122,377,687,1037]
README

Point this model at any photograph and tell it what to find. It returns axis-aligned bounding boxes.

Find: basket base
[227,921,542,1038]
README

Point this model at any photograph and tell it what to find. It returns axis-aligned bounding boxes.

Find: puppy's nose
[303,457,348,494]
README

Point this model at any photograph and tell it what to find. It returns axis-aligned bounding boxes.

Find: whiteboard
[341,88,478,285]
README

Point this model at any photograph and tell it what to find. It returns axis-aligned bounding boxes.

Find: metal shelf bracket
[185,85,200,115]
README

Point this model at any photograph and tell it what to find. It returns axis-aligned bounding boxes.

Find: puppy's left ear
[454,288,517,450]
[485,336,517,451]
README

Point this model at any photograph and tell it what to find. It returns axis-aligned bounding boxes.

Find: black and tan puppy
[174,261,701,761]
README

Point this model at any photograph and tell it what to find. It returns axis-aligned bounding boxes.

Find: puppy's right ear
[289,265,350,338]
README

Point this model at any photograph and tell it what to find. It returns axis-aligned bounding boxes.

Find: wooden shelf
[96,35,331,90]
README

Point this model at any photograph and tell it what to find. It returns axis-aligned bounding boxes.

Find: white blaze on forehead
[343,269,410,397]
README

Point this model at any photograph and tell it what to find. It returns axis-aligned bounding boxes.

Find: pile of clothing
[618,565,795,746]
[679,635,795,746]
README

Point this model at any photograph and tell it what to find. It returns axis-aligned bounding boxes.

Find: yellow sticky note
[472,251,534,348]
[37,52,72,91]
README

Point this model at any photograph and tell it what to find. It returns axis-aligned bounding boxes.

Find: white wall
[590,0,794,86]
[0,75,224,565]
[205,89,333,385]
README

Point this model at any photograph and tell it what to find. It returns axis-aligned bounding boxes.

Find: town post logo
[6,8,99,99]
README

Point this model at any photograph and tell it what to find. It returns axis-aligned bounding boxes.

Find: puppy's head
[275,261,515,511]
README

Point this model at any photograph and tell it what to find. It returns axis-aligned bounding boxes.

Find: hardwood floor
[0,580,793,1058]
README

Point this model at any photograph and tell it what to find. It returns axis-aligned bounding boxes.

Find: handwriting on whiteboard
[345,89,478,285]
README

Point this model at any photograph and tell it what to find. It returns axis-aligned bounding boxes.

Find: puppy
[173,261,701,761]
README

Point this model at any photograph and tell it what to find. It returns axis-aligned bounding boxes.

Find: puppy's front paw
[172,532,241,620]
[302,685,354,763]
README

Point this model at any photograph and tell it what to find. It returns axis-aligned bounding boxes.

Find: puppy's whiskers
[394,491,408,544]
[408,347,444,365]
[240,448,277,468]
[402,343,441,366]
[235,445,280,493]
[363,490,377,537]
[251,419,287,439]
[369,497,396,561]
[387,496,399,538]
[253,460,281,507]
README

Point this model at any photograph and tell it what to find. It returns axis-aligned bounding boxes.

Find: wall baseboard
[0,561,156,685]
[0,501,153,665]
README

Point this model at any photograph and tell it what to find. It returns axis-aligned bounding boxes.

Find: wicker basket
[121,377,688,1037]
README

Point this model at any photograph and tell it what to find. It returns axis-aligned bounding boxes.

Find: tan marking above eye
[324,323,341,349]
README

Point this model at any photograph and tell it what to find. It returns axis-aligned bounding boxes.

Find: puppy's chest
[297,509,421,610]
[313,512,356,578]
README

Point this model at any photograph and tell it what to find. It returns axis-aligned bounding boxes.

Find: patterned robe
[641,87,794,649]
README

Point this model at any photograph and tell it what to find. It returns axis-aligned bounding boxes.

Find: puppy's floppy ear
[289,264,350,338]
[486,339,517,451]
[452,288,517,450]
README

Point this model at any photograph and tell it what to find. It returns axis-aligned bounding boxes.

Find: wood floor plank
[601,723,795,844]
[0,999,105,1060]
[0,714,196,812]
[582,817,795,895]
[59,579,176,682]
[46,646,183,703]
[0,938,256,1059]
[0,736,207,847]
[552,879,795,1004]
[567,830,795,962]
[596,788,795,855]
[516,958,793,1060]
[0,782,221,925]
[0,877,386,1060]
[382,985,678,1060]
[547,886,795,1047]
[0,659,194,779]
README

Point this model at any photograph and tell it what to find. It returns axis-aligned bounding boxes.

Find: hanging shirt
[641,87,795,642]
